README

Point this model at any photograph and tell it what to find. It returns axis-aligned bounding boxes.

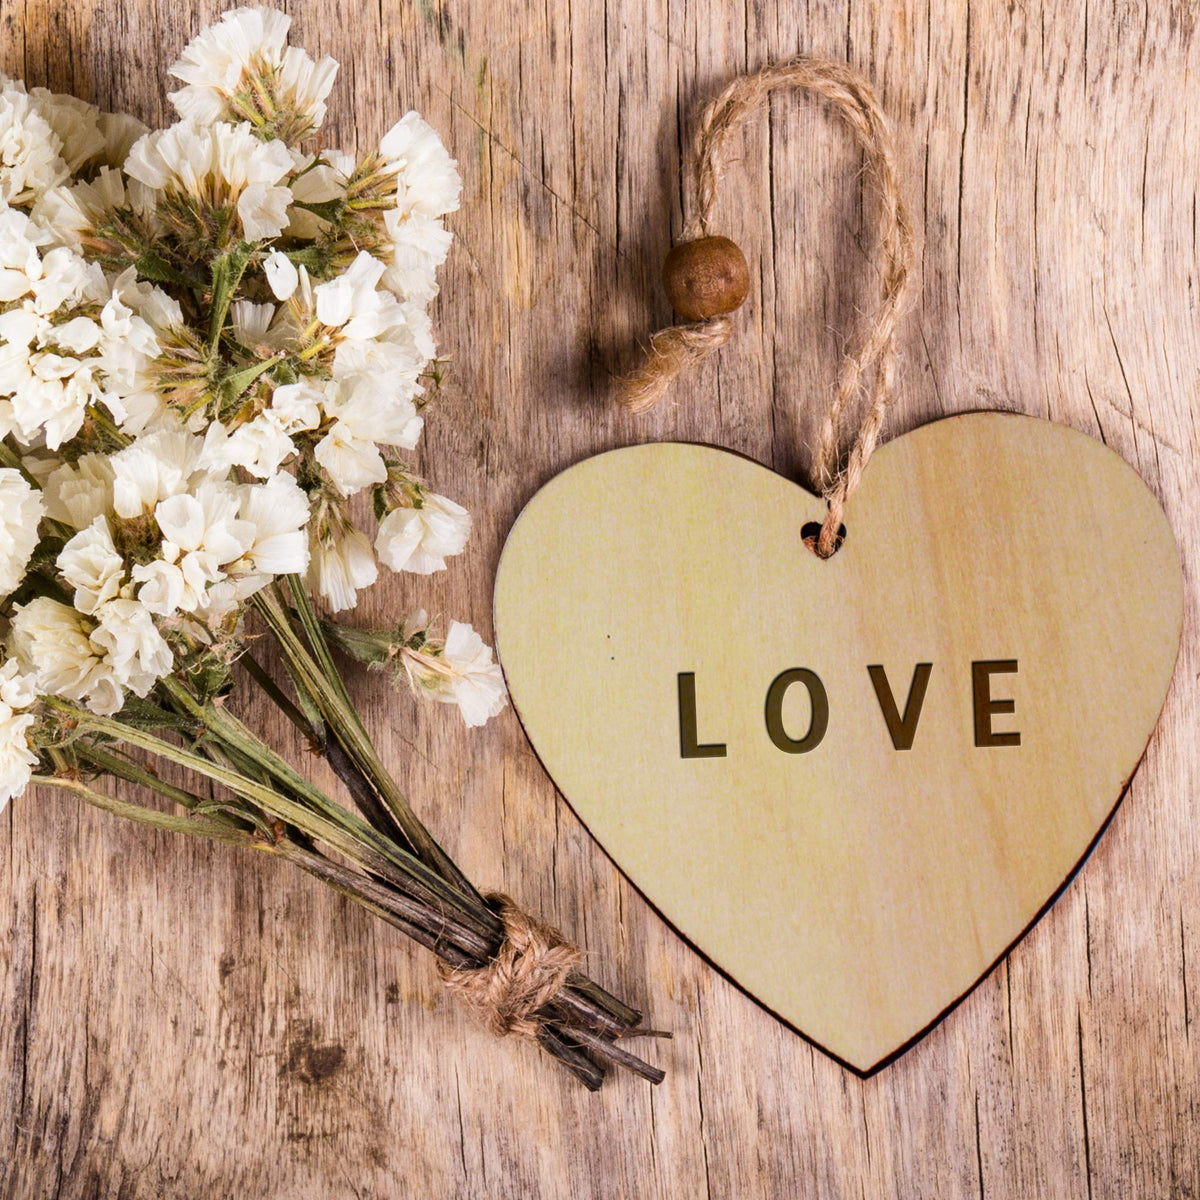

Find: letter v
[867,663,933,751]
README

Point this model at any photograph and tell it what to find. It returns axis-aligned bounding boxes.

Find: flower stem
[38,774,252,845]
[207,241,257,349]
[41,691,665,1088]
[253,584,485,908]
[239,651,319,742]
[47,696,466,913]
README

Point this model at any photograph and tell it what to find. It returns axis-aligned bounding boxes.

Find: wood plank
[2,0,1198,1195]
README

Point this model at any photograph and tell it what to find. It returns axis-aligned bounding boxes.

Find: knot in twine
[438,893,583,1040]
[622,57,917,559]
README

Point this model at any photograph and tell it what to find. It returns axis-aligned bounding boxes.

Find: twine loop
[622,57,917,558]
[438,893,583,1040]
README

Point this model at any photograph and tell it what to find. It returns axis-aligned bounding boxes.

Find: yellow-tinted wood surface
[3,2,1200,1197]
[494,414,1183,1071]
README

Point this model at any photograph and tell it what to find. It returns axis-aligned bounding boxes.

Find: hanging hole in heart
[801,521,847,557]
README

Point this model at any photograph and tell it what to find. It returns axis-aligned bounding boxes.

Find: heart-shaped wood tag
[493,413,1182,1072]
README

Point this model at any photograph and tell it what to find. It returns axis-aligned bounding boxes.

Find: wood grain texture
[2,0,1198,1196]
[492,416,1182,1072]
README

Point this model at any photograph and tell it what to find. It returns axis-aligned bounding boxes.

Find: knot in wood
[663,236,750,321]
[438,893,582,1040]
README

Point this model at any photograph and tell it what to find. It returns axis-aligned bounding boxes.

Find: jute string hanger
[433,58,912,1061]
[623,57,917,558]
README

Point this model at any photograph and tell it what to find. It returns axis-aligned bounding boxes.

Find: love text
[677,661,1021,758]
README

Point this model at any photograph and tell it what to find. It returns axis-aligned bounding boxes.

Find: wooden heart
[493,413,1182,1072]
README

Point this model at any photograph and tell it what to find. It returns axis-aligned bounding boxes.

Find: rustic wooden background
[2,0,1198,1195]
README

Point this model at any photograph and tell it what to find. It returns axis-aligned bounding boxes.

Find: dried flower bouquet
[0,7,661,1089]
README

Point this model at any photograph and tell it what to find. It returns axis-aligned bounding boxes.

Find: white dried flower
[308,523,377,613]
[286,149,348,238]
[440,622,507,726]
[379,112,462,219]
[0,76,68,204]
[57,516,126,615]
[263,249,298,299]
[331,370,423,450]
[132,479,256,617]
[42,453,114,529]
[309,369,422,496]
[0,659,38,809]
[90,598,174,697]
[96,111,151,167]
[130,559,193,618]
[268,380,323,428]
[52,315,102,354]
[188,577,243,624]
[125,119,296,241]
[377,112,460,302]
[376,493,470,575]
[382,211,453,303]
[0,239,171,448]
[0,205,100,312]
[25,162,153,273]
[401,620,506,727]
[314,420,387,495]
[0,337,96,449]
[26,87,106,173]
[199,376,321,479]
[168,6,337,140]
[312,250,390,332]
[229,299,279,347]
[273,43,339,132]
[110,424,202,518]
[122,464,308,617]
[11,596,124,716]
[0,657,36,710]
[0,468,44,600]
[199,414,295,479]
[169,7,292,119]
[328,298,431,382]
[234,471,311,577]
[157,481,255,567]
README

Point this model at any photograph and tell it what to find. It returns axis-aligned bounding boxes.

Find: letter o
[764,668,829,754]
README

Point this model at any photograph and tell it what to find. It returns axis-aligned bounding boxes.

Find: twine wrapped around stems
[438,893,583,1040]
[622,57,917,558]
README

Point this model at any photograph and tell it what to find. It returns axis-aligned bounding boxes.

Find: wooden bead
[662,236,750,321]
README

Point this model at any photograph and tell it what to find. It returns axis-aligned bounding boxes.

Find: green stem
[156,677,296,796]
[284,576,357,714]
[39,702,662,1086]
[47,698,393,867]
[211,699,496,941]
[39,774,254,845]
[208,242,256,349]
[58,692,493,942]
[42,776,509,1011]
[78,744,221,813]
[258,583,485,908]
[239,652,320,744]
